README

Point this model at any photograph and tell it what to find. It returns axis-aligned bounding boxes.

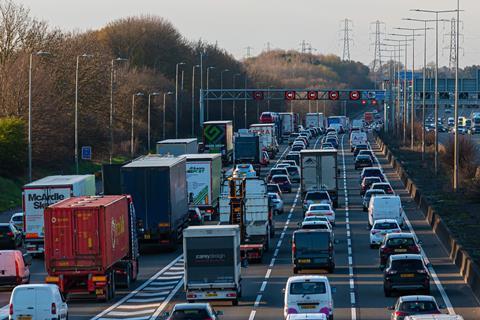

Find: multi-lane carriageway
[1,133,480,320]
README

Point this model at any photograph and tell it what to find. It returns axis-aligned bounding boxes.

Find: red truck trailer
[44,195,139,301]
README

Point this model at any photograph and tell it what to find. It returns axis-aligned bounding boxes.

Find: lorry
[305,112,325,130]
[471,112,480,134]
[351,119,364,131]
[22,175,96,254]
[183,225,242,305]
[182,153,222,219]
[327,116,347,133]
[279,112,297,139]
[156,138,198,156]
[203,121,233,164]
[249,123,278,158]
[219,177,272,262]
[364,112,374,124]
[234,133,262,172]
[44,195,139,301]
[300,150,339,208]
[121,155,189,248]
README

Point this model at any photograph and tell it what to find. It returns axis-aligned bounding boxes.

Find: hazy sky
[15,0,480,68]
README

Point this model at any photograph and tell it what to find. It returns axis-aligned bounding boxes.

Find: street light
[131,92,144,158]
[175,62,186,138]
[244,75,248,129]
[395,27,426,151]
[28,50,50,182]
[148,92,160,152]
[233,73,242,129]
[206,66,215,121]
[163,91,174,140]
[220,69,230,120]
[411,8,459,175]
[109,57,128,164]
[191,64,200,137]
[74,53,94,174]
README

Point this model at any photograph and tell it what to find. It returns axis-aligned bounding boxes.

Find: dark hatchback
[0,223,23,249]
[384,254,430,297]
[292,229,335,274]
[379,233,420,267]
[360,176,382,196]
[353,144,369,157]
[355,155,373,170]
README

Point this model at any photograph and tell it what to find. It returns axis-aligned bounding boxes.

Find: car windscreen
[267,185,280,193]
[373,222,398,230]
[399,301,438,312]
[391,259,424,271]
[12,216,22,222]
[386,237,415,247]
[309,204,331,211]
[305,192,329,201]
[290,281,326,295]
[286,167,298,174]
[357,156,371,161]
[171,309,210,320]
[294,232,330,250]
[270,169,286,175]
[302,224,328,230]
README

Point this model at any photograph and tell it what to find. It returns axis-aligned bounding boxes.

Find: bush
[0,117,26,177]
[440,135,479,183]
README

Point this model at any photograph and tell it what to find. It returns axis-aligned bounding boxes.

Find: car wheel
[293,267,299,274]
[369,243,376,249]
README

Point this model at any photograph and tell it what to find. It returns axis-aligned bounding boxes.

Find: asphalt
[1,130,480,320]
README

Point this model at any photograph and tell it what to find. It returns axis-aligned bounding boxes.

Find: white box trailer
[279,112,295,138]
[156,138,198,156]
[183,225,242,305]
[22,175,96,253]
[249,123,278,157]
[305,113,325,129]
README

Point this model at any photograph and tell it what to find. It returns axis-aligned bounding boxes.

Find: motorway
[1,131,480,319]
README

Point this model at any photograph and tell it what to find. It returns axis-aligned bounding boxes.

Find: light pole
[131,92,144,158]
[163,92,173,140]
[233,73,241,129]
[175,62,185,139]
[27,50,50,182]
[394,27,424,150]
[220,69,230,120]
[411,9,458,175]
[244,75,248,128]
[74,53,93,174]
[109,57,128,164]
[454,0,460,191]
[206,66,215,121]
[191,64,200,137]
[148,92,160,152]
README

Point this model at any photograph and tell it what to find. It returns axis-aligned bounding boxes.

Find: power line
[443,18,464,69]
[370,20,386,72]
[340,18,353,61]
[244,46,253,58]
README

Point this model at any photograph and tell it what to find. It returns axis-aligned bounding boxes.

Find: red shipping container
[44,196,130,275]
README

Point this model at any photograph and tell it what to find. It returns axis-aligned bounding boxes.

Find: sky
[15,0,480,68]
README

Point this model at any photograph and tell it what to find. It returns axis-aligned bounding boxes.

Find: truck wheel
[124,264,131,289]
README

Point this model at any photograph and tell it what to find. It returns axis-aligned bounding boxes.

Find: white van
[368,195,404,228]
[0,250,31,287]
[405,315,464,320]
[9,284,68,320]
[284,275,334,320]
[350,131,368,151]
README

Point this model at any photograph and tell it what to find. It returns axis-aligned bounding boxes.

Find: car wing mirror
[417,240,423,245]
[282,288,286,293]
[387,306,394,310]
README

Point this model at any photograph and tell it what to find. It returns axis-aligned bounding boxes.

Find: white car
[268,192,284,215]
[369,219,401,248]
[9,284,68,320]
[9,212,24,232]
[233,163,256,178]
[284,275,334,320]
[305,203,336,225]
[301,216,332,229]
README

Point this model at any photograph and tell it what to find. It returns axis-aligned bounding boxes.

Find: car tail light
[287,307,298,314]
[409,245,420,253]
[394,311,407,317]
[205,208,214,213]
[417,269,427,274]
[324,211,333,216]
[51,302,57,315]
[381,246,392,254]
[9,304,13,315]
[7,231,14,237]
[292,243,296,255]
[386,269,397,275]
[371,229,379,235]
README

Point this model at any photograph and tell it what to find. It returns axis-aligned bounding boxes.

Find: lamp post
[191,65,200,137]
[220,69,230,120]
[74,53,93,174]
[109,57,128,164]
[131,92,144,158]
[27,51,50,182]
[206,66,215,121]
[233,73,241,129]
[163,92,174,140]
[175,62,185,138]
[244,75,248,128]
[411,9,458,175]
[148,92,160,152]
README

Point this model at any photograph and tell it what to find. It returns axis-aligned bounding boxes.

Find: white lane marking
[369,140,455,314]
[149,280,184,319]
[91,255,183,320]
[98,317,150,320]
[116,303,161,310]
[260,281,267,292]
[254,294,262,307]
[248,310,257,320]
[107,309,156,317]
[265,269,272,279]
[341,134,357,320]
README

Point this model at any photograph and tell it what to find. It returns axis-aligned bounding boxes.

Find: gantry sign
[198,88,386,127]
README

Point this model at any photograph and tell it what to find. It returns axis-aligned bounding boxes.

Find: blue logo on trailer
[81,146,92,160]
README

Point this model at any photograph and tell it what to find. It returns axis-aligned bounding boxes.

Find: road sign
[307,91,318,100]
[284,91,296,100]
[349,91,360,100]
[328,91,339,100]
[81,146,92,160]
[253,91,264,100]
[367,91,376,99]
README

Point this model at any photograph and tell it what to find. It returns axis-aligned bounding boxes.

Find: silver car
[268,192,284,214]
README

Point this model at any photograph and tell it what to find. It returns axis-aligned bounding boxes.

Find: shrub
[0,117,26,177]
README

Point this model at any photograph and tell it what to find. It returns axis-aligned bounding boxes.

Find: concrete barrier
[375,136,480,302]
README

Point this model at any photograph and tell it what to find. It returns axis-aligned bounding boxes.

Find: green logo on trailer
[204,125,225,145]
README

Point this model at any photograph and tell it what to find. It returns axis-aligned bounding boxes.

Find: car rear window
[305,192,329,201]
[391,259,424,271]
[290,281,326,295]
[271,169,286,175]
[286,167,298,174]
[0,225,11,232]
[273,176,288,183]
[310,204,330,211]
[357,155,371,160]
[364,177,381,184]
[171,309,209,320]
[400,301,438,312]
[374,222,398,230]
[387,237,415,247]
[302,224,329,230]
[267,185,280,193]
[12,216,22,222]
[294,232,330,250]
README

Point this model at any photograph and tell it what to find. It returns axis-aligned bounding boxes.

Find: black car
[292,229,335,274]
[388,295,443,320]
[360,176,382,196]
[379,233,420,267]
[355,155,373,170]
[357,149,375,161]
[0,223,23,249]
[384,254,430,297]
[267,183,283,195]
[353,144,369,157]
[286,152,300,166]
[359,167,385,183]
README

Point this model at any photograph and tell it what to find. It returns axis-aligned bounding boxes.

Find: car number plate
[298,259,311,263]
[395,249,407,253]
[300,304,316,309]
[401,273,415,278]
[206,292,218,297]
[144,234,151,239]
[18,316,32,320]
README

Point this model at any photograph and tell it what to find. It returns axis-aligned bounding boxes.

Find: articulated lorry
[183,225,242,305]
[203,121,234,164]
[279,112,297,139]
[300,150,339,208]
[249,123,278,158]
[156,138,198,156]
[44,195,139,301]
[22,175,96,254]
[305,112,325,130]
